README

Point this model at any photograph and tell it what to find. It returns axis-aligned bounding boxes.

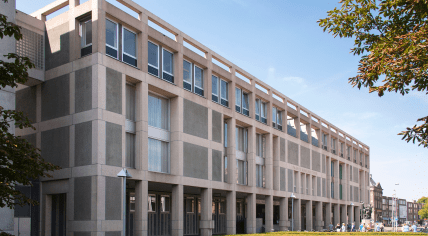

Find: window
[340,143,344,157]
[354,149,357,163]
[148,94,170,173]
[235,87,249,116]
[125,83,136,168]
[105,19,118,58]
[256,164,264,188]
[311,128,319,147]
[306,177,309,195]
[294,172,297,193]
[272,107,283,130]
[237,159,247,185]
[148,41,159,76]
[339,165,342,179]
[322,133,328,150]
[236,127,248,185]
[255,98,267,124]
[347,146,351,159]
[256,134,265,158]
[148,195,156,212]
[183,59,204,96]
[349,166,352,181]
[331,182,334,198]
[236,201,242,215]
[161,196,170,212]
[212,75,229,107]
[300,122,309,142]
[219,200,226,214]
[186,197,194,213]
[79,18,92,57]
[235,127,248,153]
[331,138,336,154]
[148,42,174,83]
[331,161,334,177]
[287,116,297,137]
[339,184,342,200]
[122,27,137,67]
[235,88,241,113]
[256,133,265,188]
[162,49,174,82]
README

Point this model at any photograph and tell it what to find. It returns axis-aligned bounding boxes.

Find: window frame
[193,65,204,91]
[148,194,156,212]
[121,26,137,67]
[212,75,219,102]
[162,48,174,76]
[235,87,242,113]
[183,59,193,91]
[148,40,160,77]
[242,92,249,115]
[80,19,92,48]
[105,18,119,59]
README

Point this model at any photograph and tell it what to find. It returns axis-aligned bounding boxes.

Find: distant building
[398,199,407,224]
[369,175,383,223]
[408,200,425,224]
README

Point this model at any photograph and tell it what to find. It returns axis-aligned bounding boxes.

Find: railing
[16,27,44,70]
[312,137,319,147]
[300,132,308,143]
[287,125,297,137]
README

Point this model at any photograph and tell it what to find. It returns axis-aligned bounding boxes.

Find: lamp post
[118,168,132,236]
[291,193,296,231]
[394,183,399,232]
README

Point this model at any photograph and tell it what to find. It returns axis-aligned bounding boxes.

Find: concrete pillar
[293,198,301,231]
[325,203,331,229]
[226,118,236,184]
[355,206,361,227]
[279,197,289,231]
[315,201,323,231]
[341,204,348,225]
[226,191,236,235]
[135,180,148,236]
[265,195,273,232]
[306,200,312,231]
[200,188,213,236]
[171,184,184,236]
[334,203,340,226]
[265,133,273,190]
[246,193,256,234]
[247,126,256,187]
[348,205,354,224]
[334,160,339,199]
[272,137,280,191]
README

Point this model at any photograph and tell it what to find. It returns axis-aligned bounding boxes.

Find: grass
[231,232,427,236]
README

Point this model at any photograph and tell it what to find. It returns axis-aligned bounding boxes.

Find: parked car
[416,227,428,234]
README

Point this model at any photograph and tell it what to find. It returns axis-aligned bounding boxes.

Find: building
[369,175,383,223]
[398,199,407,224]
[2,0,372,235]
[408,201,425,224]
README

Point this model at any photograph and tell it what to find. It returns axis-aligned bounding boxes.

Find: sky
[17,0,428,202]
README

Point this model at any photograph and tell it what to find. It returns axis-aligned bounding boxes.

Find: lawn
[232,232,427,236]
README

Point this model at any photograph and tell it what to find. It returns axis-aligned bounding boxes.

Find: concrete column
[334,160,339,200]
[348,205,354,224]
[200,188,213,236]
[293,198,301,231]
[325,203,331,229]
[272,137,280,191]
[306,200,313,231]
[315,201,323,231]
[172,184,184,236]
[265,195,273,232]
[341,204,348,225]
[279,197,289,231]
[247,126,256,187]
[246,193,256,234]
[265,133,273,190]
[333,203,340,226]
[355,206,361,227]
[226,118,236,184]
[326,156,331,198]
[135,181,148,236]
[226,191,236,235]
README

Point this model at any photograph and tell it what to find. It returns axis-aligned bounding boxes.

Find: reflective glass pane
[212,76,218,95]
[235,88,241,108]
[194,66,203,88]
[106,20,117,48]
[85,21,92,45]
[123,29,136,57]
[148,42,158,67]
[242,93,248,109]
[148,95,168,130]
[163,50,173,74]
[220,80,228,100]
[183,60,192,84]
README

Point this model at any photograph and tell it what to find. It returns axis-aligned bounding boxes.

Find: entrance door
[236,199,246,234]
[212,198,226,235]
[51,194,66,236]
[183,196,199,235]
[148,194,171,236]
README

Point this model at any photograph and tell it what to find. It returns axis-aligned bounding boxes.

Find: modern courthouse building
[1,0,371,235]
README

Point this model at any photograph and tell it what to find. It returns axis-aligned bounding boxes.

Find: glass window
[163,49,173,75]
[80,20,92,48]
[194,66,203,88]
[256,164,264,187]
[255,99,260,117]
[237,159,247,185]
[235,127,248,153]
[186,198,194,213]
[235,88,241,112]
[123,28,136,58]
[212,75,219,97]
[106,19,117,49]
[183,60,192,90]
[220,79,228,106]
[148,138,169,173]
[148,95,169,130]
[224,122,228,148]
[126,133,135,168]
[256,133,265,158]
[242,92,249,115]
[161,196,170,212]
[236,202,242,215]
[148,195,156,212]
[148,41,159,72]
[219,200,226,214]
[272,107,277,124]
[126,83,136,121]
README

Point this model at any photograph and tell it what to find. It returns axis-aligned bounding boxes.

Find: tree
[419,204,428,220]
[417,196,428,204]
[0,0,60,210]
[318,0,428,147]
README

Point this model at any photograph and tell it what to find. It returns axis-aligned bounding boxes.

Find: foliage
[0,0,60,210]
[318,0,428,147]
[233,231,427,235]
[419,204,428,219]
[417,196,428,204]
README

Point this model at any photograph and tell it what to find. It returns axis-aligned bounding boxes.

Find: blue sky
[17,0,428,201]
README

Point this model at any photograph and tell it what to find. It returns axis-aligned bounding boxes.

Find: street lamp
[118,168,132,236]
[290,193,296,231]
[394,183,399,232]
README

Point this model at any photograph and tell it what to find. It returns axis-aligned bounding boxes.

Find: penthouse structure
[4,0,371,235]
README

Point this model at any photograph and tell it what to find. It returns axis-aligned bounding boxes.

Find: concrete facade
[10,0,371,235]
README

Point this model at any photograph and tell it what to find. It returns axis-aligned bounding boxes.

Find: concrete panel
[317,177,321,196]
[74,176,92,220]
[322,154,326,173]
[106,67,122,114]
[75,121,92,166]
[287,141,298,166]
[105,232,121,236]
[212,149,222,182]
[183,142,208,180]
[280,138,285,162]
[353,167,359,183]
[300,146,310,169]
[45,22,69,70]
[75,66,92,113]
[16,86,36,123]
[280,167,286,191]
[105,177,121,220]
[41,74,70,122]
[183,99,208,139]
[311,150,320,172]
[287,169,293,192]
[41,126,69,168]
[106,122,122,167]
[322,178,326,198]
[74,232,91,236]
[212,110,222,143]
[21,133,36,147]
